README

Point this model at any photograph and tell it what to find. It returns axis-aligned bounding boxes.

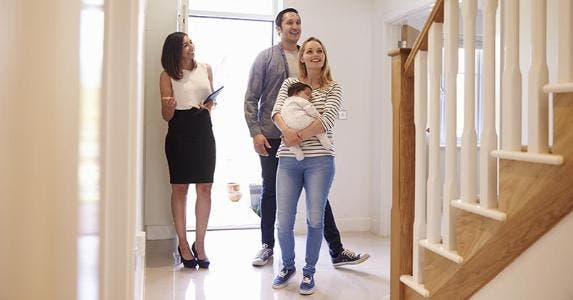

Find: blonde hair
[297,37,333,88]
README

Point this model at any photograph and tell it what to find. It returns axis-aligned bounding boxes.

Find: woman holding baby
[270,36,342,295]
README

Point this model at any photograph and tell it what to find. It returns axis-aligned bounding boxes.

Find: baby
[280,82,332,161]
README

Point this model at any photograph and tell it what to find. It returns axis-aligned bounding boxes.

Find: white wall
[144,0,178,239]
[472,212,573,300]
[284,0,377,233]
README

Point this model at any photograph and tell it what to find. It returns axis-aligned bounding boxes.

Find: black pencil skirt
[165,108,216,184]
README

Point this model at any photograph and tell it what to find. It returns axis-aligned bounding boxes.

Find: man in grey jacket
[244,7,369,268]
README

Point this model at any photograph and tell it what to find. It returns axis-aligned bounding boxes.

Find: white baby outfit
[280,95,332,160]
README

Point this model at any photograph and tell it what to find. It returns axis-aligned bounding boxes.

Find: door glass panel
[186,17,274,229]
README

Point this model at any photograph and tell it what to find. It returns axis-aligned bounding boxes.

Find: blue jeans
[276,156,335,275]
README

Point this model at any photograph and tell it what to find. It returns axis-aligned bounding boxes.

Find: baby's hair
[287,82,312,97]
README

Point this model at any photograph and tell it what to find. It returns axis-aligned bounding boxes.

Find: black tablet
[204,86,224,104]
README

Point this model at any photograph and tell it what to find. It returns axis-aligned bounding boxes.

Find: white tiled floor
[145,229,390,300]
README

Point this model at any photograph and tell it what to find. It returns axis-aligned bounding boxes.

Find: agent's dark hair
[275,8,299,29]
[161,32,187,80]
[287,82,311,97]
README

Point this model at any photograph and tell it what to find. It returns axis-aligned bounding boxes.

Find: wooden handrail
[404,0,444,76]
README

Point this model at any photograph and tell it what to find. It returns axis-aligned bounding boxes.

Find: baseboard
[134,231,146,300]
[145,225,175,240]
[369,219,389,237]
[147,218,376,238]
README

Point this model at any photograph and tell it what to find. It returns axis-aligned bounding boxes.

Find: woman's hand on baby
[283,128,302,147]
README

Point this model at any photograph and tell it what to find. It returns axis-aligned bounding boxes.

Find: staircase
[389,0,573,299]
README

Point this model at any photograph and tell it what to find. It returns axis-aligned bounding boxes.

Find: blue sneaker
[298,274,315,295]
[272,267,296,289]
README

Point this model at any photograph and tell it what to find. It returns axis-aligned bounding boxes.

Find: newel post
[389,48,415,300]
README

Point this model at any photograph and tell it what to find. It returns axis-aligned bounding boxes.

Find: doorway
[184,11,278,230]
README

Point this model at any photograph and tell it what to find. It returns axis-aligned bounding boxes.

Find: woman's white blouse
[171,63,211,110]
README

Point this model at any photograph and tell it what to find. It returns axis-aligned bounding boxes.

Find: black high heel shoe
[192,242,210,269]
[178,246,197,268]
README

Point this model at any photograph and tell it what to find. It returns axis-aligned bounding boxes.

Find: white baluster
[558,0,573,82]
[443,0,459,251]
[461,0,478,204]
[427,23,443,245]
[480,0,499,209]
[413,52,428,283]
[528,0,549,154]
[501,0,522,151]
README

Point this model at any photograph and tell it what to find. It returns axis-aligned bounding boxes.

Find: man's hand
[253,134,271,156]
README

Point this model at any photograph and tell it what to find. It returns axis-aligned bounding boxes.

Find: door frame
[99,0,146,299]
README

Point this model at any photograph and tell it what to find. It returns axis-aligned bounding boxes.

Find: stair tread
[451,200,507,221]
[492,149,563,165]
[543,82,573,94]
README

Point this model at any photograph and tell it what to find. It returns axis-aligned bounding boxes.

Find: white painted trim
[443,0,460,251]
[479,0,500,210]
[188,10,275,21]
[413,51,428,283]
[178,0,189,32]
[188,0,282,21]
[400,275,430,298]
[419,240,464,264]
[100,0,145,299]
[492,150,564,165]
[134,231,146,300]
[500,0,522,151]
[451,200,507,221]
[427,23,444,245]
[370,218,383,235]
[543,82,573,94]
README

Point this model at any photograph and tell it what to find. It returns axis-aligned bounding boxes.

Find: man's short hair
[275,8,299,28]
[287,82,311,97]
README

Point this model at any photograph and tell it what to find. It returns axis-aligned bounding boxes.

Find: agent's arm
[159,71,176,121]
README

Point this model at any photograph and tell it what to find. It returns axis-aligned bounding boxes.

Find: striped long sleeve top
[271,77,343,158]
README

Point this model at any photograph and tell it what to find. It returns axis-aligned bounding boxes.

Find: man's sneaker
[272,267,296,289]
[331,249,370,267]
[252,244,273,266]
[298,274,315,295]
